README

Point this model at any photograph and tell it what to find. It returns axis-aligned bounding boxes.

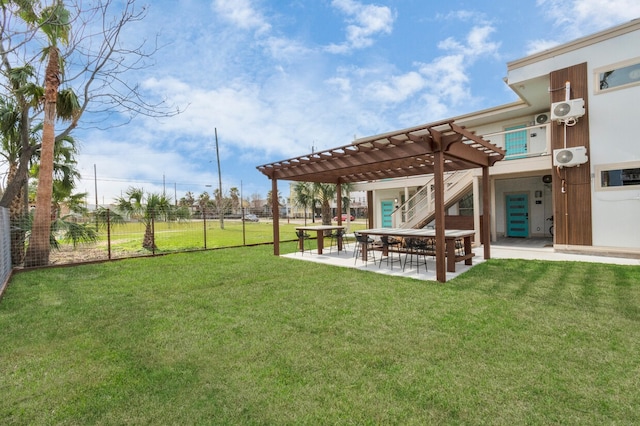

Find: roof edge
[507,18,640,71]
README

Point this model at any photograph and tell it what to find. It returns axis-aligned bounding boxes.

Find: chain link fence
[1,207,12,290]
[5,207,298,268]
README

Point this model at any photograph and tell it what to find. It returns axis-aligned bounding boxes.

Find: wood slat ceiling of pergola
[257,119,506,183]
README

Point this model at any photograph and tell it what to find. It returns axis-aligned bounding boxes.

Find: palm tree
[229,187,240,214]
[339,182,354,228]
[25,1,74,267]
[0,96,31,265]
[115,187,172,250]
[292,182,314,225]
[312,183,336,226]
[197,191,211,218]
[0,88,80,265]
[266,189,283,219]
[179,191,195,208]
[30,132,80,219]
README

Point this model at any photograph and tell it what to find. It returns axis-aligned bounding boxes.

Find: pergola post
[482,166,491,260]
[433,150,446,283]
[271,178,280,256]
[336,182,342,226]
[367,191,374,228]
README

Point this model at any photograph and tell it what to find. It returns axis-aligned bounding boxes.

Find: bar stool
[329,228,349,254]
[295,230,313,255]
[353,233,377,266]
[403,238,429,273]
[378,236,403,269]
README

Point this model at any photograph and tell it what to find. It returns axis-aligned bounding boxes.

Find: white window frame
[595,160,640,191]
[594,57,640,94]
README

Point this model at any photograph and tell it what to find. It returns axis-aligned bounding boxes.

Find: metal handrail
[392,170,474,228]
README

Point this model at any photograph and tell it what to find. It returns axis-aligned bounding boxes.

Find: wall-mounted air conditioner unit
[550,98,585,122]
[534,112,550,125]
[553,146,588,168]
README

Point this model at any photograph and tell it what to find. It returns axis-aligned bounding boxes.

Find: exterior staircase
[391,170,474,229]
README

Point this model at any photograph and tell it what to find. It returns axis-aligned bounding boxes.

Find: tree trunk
[24,47,60,267]
[142,223,155,250]
[322,200,331,226]
[6,163,27,266]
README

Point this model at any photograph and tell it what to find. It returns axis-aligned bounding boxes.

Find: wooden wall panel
[549,62,593,245]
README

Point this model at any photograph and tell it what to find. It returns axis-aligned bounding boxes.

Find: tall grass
[1,243,639,424]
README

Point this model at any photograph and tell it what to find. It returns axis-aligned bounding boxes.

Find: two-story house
[354,19,640,256]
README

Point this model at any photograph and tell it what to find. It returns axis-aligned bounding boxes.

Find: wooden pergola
[257,119,505,282]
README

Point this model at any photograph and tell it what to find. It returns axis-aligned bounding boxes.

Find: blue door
[381,201,394,228]
[506,194,529,237]
[505,125,527,159]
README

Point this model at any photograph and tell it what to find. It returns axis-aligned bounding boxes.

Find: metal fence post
[107,208,112,260]
[151,216,156,255]
[203,207,207,249]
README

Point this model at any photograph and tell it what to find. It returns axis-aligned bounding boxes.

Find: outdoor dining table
[295,225,345,255]
[357,228,475,272]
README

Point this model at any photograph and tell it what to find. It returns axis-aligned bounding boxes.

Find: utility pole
[215,128,224,230]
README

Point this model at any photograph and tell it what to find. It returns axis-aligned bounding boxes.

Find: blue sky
[73,0,640,205]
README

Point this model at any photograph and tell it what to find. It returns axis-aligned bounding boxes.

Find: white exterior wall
[584,36,640,249]
[510,26,640,250]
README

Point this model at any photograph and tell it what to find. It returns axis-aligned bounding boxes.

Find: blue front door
[381,201,394,228]
[506,193,529,237]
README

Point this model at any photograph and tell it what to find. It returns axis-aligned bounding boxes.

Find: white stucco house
[354,19,640,256]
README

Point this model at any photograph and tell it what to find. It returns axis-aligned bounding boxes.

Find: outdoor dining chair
[378,236,403,270]
[403,237,429,273]
[353,233,378,266]
[329,228,350,254]
[295,230,313,255]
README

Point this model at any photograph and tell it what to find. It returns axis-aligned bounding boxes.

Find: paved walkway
[281,237,639,282]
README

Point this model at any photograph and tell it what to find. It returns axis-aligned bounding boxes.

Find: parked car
[243,214,259,222]
[333,214,355,221]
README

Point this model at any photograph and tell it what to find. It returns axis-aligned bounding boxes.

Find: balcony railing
[481,123,551,160]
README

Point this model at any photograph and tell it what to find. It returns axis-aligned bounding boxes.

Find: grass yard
[1,242,639,424]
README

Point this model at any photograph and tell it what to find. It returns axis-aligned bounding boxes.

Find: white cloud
[418,54,470,107]
[437,25,500,59]
[352,21,498,115]
[530,0,640,53]
[212,0,271,34]
[325,0,395,53]
[261,36,312,61]
[364,71,425,104]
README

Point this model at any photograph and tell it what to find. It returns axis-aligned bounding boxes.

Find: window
[458,192,474,216]
[596,161,640,190]
[595,57,640,93]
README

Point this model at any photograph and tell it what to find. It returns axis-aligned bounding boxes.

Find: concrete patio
[281,236,640,282]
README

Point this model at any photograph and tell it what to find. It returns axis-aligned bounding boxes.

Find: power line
[78,176,213,187]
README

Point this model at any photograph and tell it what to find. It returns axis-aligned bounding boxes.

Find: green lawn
[1,243,639,424]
